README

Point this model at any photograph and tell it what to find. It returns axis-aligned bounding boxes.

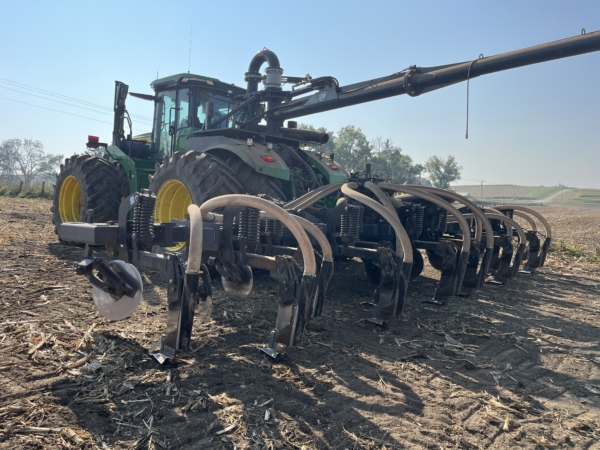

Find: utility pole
[479,180,485,201]
[513,185,516,203]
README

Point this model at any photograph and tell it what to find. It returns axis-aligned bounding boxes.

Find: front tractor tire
[52,155,128,237]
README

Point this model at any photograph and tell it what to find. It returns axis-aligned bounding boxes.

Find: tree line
[299,124,462,188]
[0,128,462,190]
[0,139,63,186]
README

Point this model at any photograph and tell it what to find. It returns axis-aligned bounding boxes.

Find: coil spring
[238,209,248,241]
[437,210,448,234]
[406,211,416,237]
[265,219,283,240]
[238,208,260,243]
[415,205,425,237]
[133,190,156,250]
[357,205,364,235]
[340,204,363,240]
[247,208,260,243]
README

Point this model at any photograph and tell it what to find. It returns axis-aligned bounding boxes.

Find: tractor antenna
[188,22,193,73]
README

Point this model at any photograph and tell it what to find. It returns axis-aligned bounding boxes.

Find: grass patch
[549,239,600,263]
[551,189,600,206]
[0,182,54,199]
[523,186,562,199]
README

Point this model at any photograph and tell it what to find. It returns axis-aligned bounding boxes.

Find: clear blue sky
[1,0,599,187]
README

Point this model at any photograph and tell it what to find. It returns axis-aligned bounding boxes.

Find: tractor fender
[186,135,291,181]
[303,150,348,184]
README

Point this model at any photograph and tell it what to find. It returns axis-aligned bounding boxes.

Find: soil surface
[1,198,599,449]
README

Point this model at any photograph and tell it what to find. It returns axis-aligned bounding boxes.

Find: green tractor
[52,67,346,245]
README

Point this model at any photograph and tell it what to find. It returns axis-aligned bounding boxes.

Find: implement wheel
[52,155,128,237]
[149,152,243,252]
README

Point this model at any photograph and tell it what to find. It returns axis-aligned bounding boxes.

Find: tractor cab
[149,74,246,158]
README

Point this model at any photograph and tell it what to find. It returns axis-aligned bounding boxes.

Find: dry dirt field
[1,198,600,449]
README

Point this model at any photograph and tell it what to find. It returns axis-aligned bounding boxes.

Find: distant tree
[0,139,63,185]
[84,146,105,157]
[297,123,336,154]
[333,125,372,173]
[370,137,423,184]
[0,139,21,183]
[424,155,462,189]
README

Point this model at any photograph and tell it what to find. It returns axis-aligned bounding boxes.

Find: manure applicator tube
[378,183,472,292]
[285,183,345,211]
[341,183,413,264]
[260,211,333,262]
[188,195,317,276]
[364,182,404,254]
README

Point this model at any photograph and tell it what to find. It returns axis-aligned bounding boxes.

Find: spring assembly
[405,208,419,239]
[437,210,448,234]
[247,208,260,243]
[340,208,350,238]
[238,209,249,240]
[357,205,364,236]
[238,208,260,243]
[133,189,156,250]
[414,205,425,237]
[406,214,415,233]
[265,219,283,240]
[340,204,363,240]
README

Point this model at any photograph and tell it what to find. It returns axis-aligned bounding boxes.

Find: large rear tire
[52,155,128,237]
[149,152,243,252]
[226,157,287,201]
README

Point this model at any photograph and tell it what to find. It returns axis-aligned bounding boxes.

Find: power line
[0,85,151,124]
[0,96,148,133]
[0,78,153,122]
[0,78,113,111]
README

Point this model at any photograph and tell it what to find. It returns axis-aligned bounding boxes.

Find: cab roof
[151,73,246,95]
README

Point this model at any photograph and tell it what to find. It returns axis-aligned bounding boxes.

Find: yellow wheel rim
[58,175,82,222]
[155,179,192,252]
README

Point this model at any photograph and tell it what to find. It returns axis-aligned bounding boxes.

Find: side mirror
[114,81,129,109]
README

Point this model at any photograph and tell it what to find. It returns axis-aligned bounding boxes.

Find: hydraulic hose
[260,211,333,262]
[484,212,526,244]
[512,210,537,232]
[187,195,317,276]
[413,186,493,250]
[377,183,471,253]
[378,182,472,292]
[451,212,526,245]
[285,183,344,211]
[364,182,403,253]
[492,205,551,239]
[341,183,413,264]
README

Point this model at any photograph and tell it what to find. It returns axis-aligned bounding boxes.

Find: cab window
[194,90,232,129]
[152,90,176,156]
[178,88,190,128]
